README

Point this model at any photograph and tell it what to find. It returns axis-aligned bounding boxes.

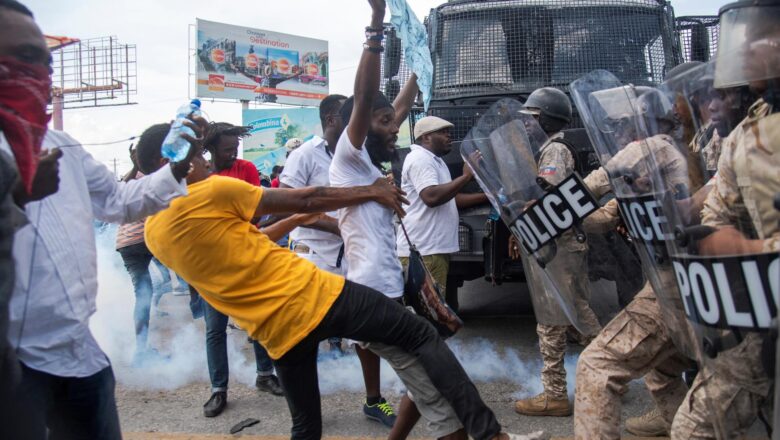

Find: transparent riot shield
[460,98,601,333]
[641,55,780,437]
[570,70,702,360]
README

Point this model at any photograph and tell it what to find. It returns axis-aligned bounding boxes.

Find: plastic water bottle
[161,99,202,162]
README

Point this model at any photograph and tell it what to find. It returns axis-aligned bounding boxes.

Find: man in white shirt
[280,94,348,278]
[5,121,199,438]
[397,116,487,292]
[280,94,348,358]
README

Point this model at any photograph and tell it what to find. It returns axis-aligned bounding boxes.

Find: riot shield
[460,98,601,333]
[570,70,702,360]
[642,55,779,437]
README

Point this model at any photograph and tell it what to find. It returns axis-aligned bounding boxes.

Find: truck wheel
[445,281,459,313]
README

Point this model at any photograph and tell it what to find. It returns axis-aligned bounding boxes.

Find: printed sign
[241,107,321,177]
[196,19,328,105]
[672,252,778,330]
[509,173,599,254]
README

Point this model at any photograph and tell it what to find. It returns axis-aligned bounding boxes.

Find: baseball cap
[413,116,454,141]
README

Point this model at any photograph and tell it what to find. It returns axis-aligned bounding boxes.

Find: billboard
[196,19,328,106]
[242,107,321,176]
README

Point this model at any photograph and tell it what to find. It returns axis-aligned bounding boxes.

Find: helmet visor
[714,4,780,88]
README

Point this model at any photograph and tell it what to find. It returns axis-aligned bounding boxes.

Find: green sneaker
[363,397,397,428]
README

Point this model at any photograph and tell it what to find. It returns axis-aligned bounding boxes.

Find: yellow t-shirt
[145,175,345,359]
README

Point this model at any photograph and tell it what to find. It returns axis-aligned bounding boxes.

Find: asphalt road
[112,278,670,438]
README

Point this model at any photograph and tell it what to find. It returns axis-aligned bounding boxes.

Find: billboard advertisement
[242,107,321,176]
[196,19,328,106]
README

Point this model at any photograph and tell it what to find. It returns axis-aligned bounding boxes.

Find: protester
[0,1,62,433]
[280,94,349,354]
[115,145,168,366]
[397,115,487,294]
[3,28,203,437]
[328,47,424,429]
[199,121,285,417]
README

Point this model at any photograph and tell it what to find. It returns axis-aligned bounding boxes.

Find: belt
[290,242,345,269]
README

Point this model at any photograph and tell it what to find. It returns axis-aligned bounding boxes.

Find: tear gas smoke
[91,226,578,397]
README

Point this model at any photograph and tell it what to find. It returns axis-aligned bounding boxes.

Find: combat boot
[625,406,669,437]
[514,392,572,417]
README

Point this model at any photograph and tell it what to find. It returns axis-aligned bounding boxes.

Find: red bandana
[0,57,52,194]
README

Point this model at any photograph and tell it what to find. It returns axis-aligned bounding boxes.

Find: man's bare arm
[256,177,407,218]
[392,73,419,127]
[260,213,323,243]
[346,1,386,149]
[455,192,489,210]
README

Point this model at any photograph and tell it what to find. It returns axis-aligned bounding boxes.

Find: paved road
[113,279,658,438]
[109,277,767,438]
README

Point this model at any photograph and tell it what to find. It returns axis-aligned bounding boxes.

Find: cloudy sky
[27,0,729,175]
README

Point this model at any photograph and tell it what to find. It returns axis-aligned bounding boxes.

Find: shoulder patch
[539,166,557,176]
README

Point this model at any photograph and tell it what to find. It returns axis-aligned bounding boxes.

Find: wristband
[367,34,384,42]
[363,43,384,53]
[365,26,383,33]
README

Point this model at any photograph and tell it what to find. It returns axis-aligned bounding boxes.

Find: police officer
[571,84,702,440]
[512,87,602,417]
[670,1,780,437]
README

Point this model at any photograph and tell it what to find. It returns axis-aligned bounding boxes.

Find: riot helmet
[521,87,572,134]
[714,0,780,93]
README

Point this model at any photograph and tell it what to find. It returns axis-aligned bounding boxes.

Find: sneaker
[625,406,669,437]
[203,391,227,417]
[363,397,397,428]
[255,374,284,396]
[514,393,572,417]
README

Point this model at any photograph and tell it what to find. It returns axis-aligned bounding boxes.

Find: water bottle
[161,99,202,162]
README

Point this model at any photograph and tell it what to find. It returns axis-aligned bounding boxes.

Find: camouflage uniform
[533,134,602,400]
[574,135,697,440]
[690,123,723,179]
[671,99,779,439]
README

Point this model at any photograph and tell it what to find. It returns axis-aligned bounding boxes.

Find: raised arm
[256,177,407,218]
[393,73,419,127]
[346,0,386,148]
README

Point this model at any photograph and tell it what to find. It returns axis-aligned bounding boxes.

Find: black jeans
[2,363,122,440]
[272,281,500,440]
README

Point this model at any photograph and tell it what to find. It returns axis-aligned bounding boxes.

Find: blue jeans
[117,242,154,352]
[202,299,274,392]
[1,364,122,440]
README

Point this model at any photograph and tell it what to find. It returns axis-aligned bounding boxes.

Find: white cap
[413,116,454,141]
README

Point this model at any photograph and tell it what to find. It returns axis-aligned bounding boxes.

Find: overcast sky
[27,0,730,175]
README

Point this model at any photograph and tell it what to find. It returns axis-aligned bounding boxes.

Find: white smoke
[91,226,579,397]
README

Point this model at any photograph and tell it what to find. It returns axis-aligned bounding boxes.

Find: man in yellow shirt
[135,118,524,440]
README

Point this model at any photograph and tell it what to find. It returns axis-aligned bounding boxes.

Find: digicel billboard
[196,18,329,105]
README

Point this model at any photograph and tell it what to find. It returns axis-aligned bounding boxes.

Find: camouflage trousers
[574,282,693,440]
[538,324,568,400]
[671,334,771,439]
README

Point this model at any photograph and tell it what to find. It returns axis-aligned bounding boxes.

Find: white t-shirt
[279,136,344,268]
[329,129,404,298]
[396,144,460,257]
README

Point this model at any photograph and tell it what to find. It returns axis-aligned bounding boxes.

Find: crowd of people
[0,0,777,439]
